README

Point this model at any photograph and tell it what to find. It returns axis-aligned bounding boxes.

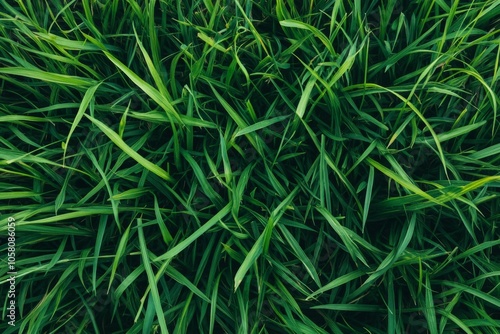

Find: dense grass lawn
[1,0,499,333]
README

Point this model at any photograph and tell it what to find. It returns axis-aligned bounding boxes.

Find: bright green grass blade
[327,36,367,87]
[209,273,222,334]
[279,225,322,288]
[363,213,415,287]
[459,67,498,133]
[279,20,335,56]
[154,203,231,262]
[101,50,180,122]
[387,270,396,334]
[153,195,173,244]
[165,266,210,303]
[0,191,39,200]
[108,222,132,293]
[82,145,121,231]
[307,270,365,300]
[234,115,289,137]
[233,0,269,56]
[85,114,172,181]
[219,131,232,184]
[0,115,56,123]
[310,304,384,312]
[197,31,229,53]
[32,31,120,51]
[92,215,107,293]
[319,135,331,211]
[232,163,253,219]
[209,83,248,128]
[415,121,487,144]
[113,265,145,304]
[118,100,130,139]
[367,157,446,206]
[469,142,500,160]
[362,165,374,232]
[63,82,101,162]
[356,83,448,176]
[133,24,172,100]
[143,294,156,334]
[317,206,368,267]
[295,77,317,120]
[0,66,96,87]
[234,232,264,291]
[424,273,438,334]
[137,218,169,334]
[181,150,224,207]
[110,188,150,201]
[262,187,300,258]
[44,235,67,273]
[442,281,500,308]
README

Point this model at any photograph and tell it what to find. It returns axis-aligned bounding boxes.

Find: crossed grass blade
[136,218,168,334]
[84,114,172,182]
[1,0,500,332]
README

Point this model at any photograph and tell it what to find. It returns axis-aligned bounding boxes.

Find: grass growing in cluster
[1,0,499,333]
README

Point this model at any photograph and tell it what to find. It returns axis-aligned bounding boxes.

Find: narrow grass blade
[63,83,101,161]
[317,206,368,267]
[307,270,365,300]
[154,203,231,262]
[84,114,172,181]
[137,218,169,334]
[362,165,374,232]
[101,51,180,121]
[234,232,264,291]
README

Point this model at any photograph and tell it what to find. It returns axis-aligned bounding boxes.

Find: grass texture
[0,0,499,333]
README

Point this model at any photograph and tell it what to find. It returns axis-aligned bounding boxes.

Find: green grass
[0,0,499,333]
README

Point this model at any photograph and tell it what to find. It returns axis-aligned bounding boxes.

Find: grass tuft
[1,0,499,333]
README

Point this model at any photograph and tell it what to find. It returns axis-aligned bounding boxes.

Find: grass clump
[0,0,499,333]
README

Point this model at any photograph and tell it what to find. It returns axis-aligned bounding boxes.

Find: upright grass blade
[234,232,264,291]
[137,218,169,334]
[362,165,374,232]
[63,83,101,162]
